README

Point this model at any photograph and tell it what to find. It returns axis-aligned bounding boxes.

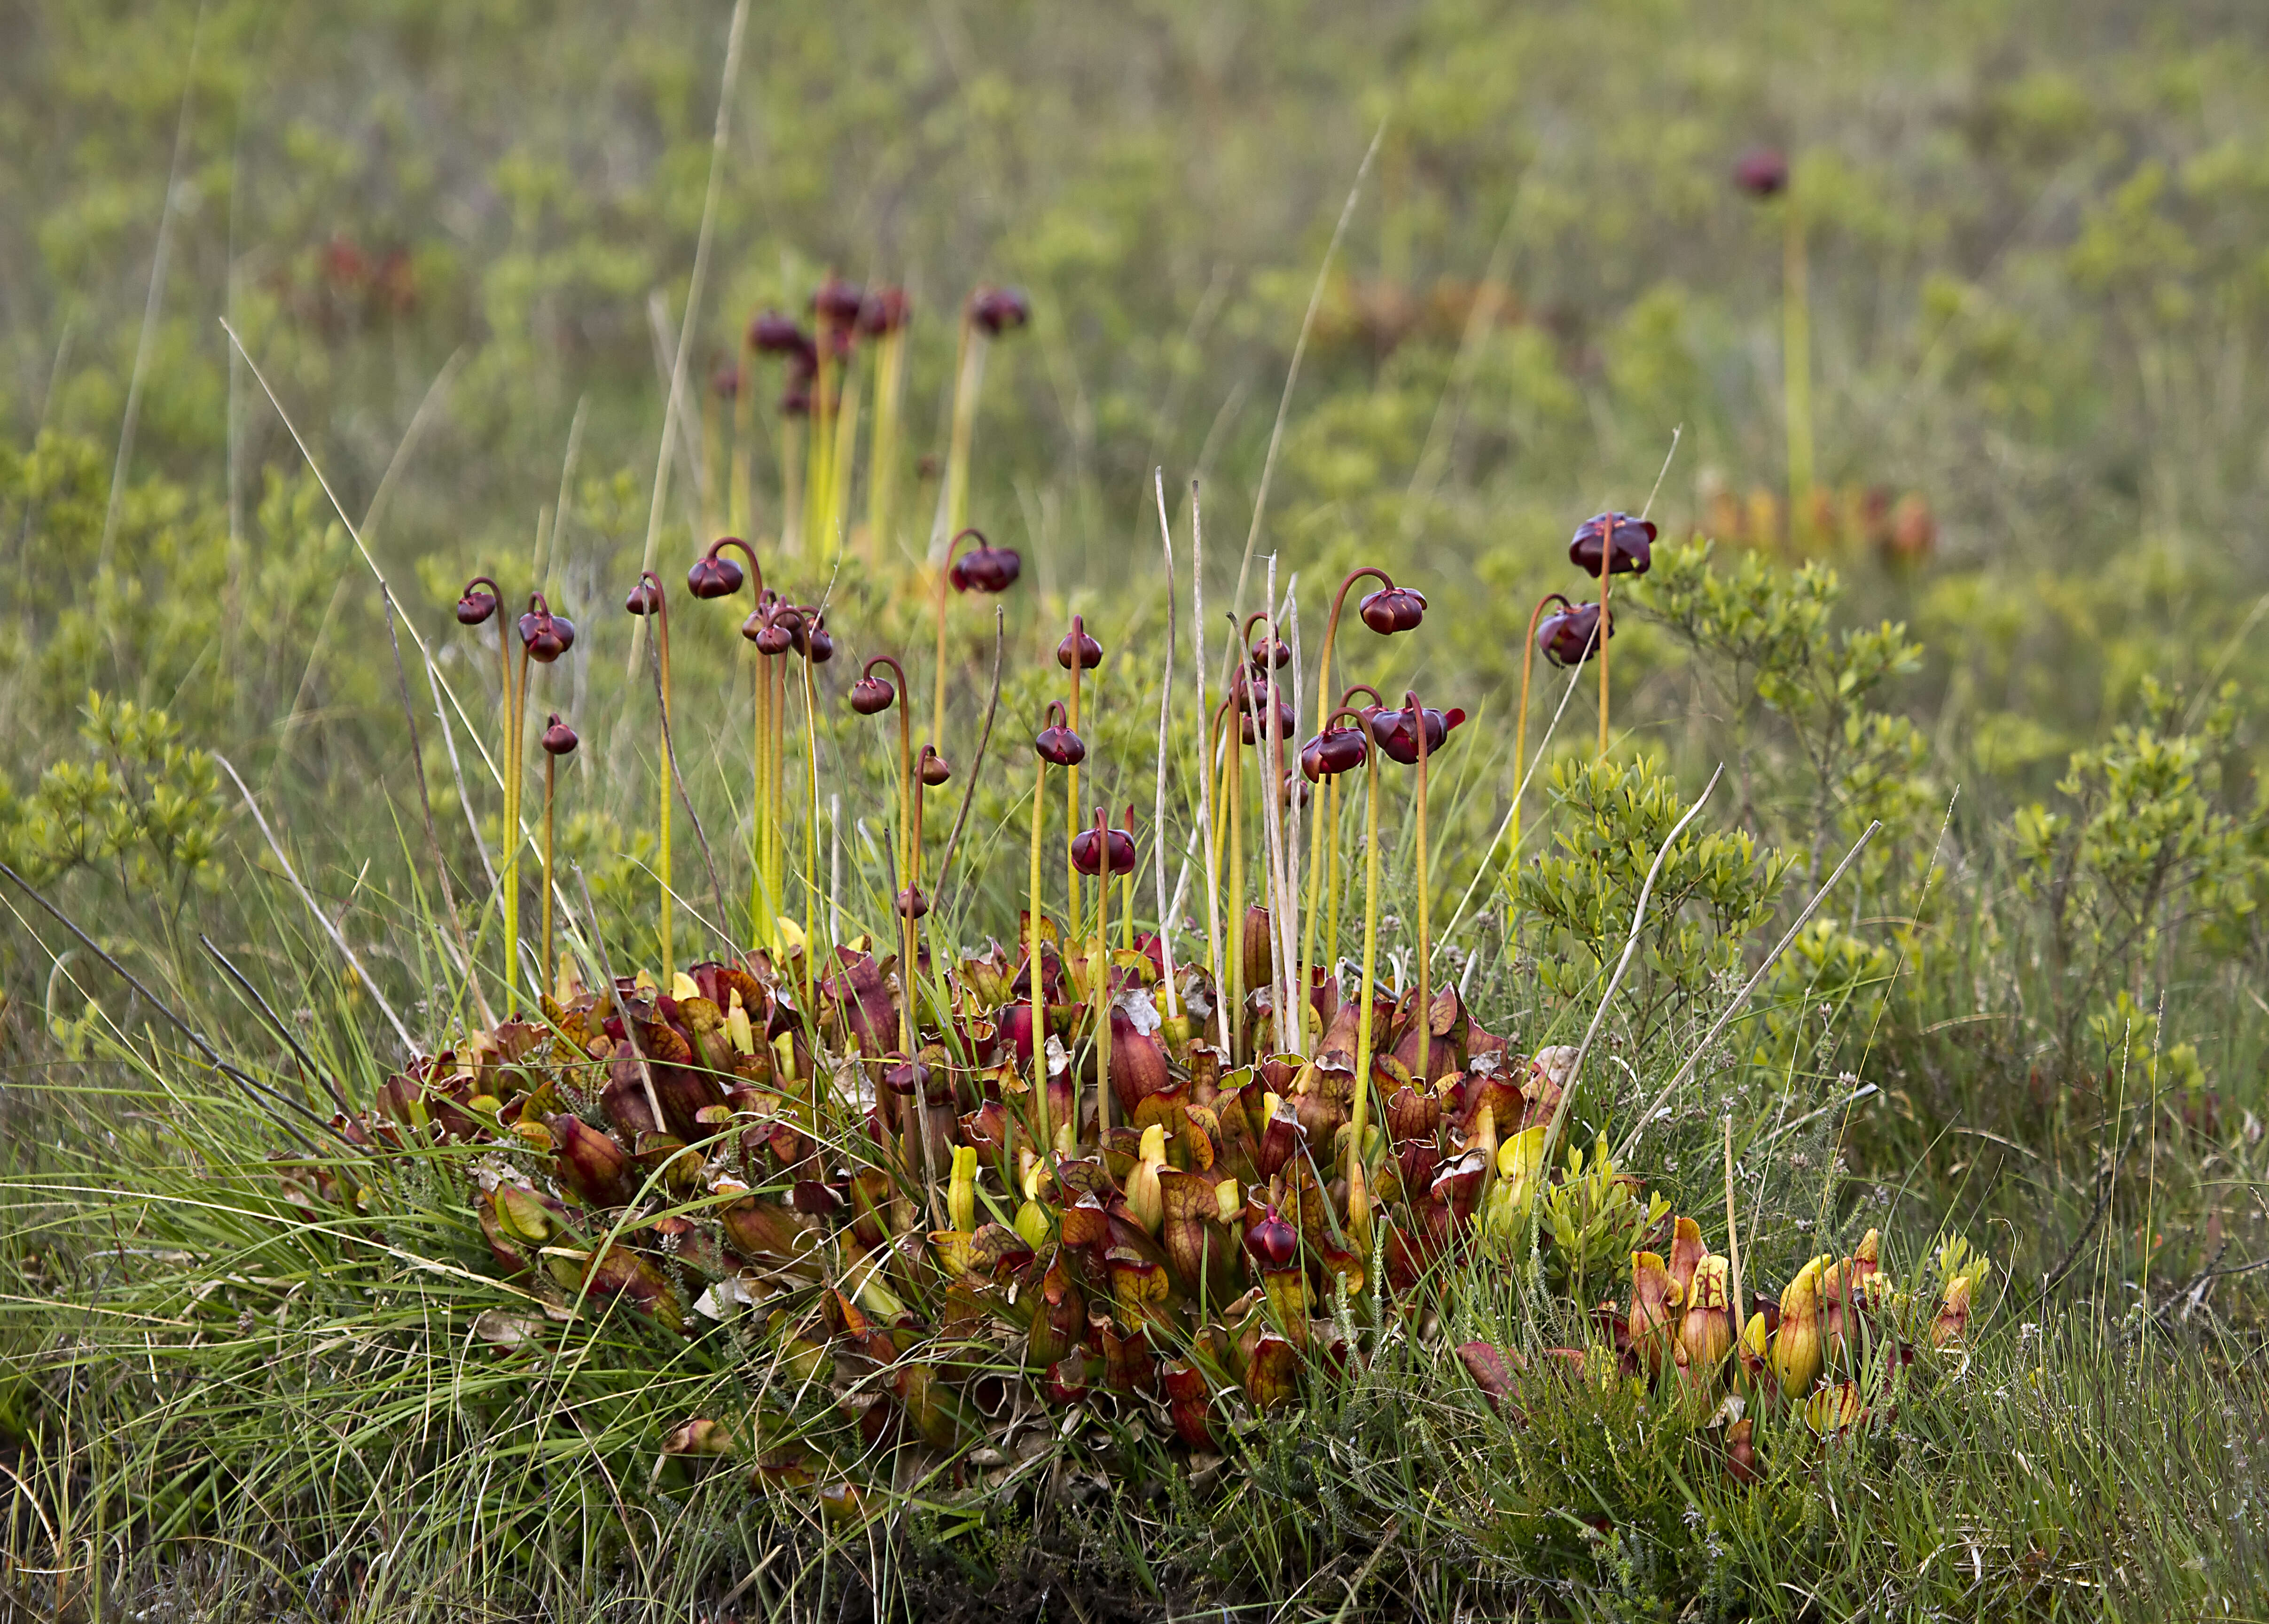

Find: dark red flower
[1249,635,1291,672]
[849,675,895,715]
[1034,704,1086,767]
[1300,726,1369,781]
[748,311,806,353]
[455,579,500,626]
[1369,706,1466,765]
[969,286,1031,336]
[1245,1205,1299,1271]
[812,276,866,329]
[1070,825,1137,877]
[918,751,952,788]
[1537,599,1610,667]
[1240,695,1296,747]
[624,578,663,617]
[518,603,575,663]
[1569,511,1656,577]
[751,614,796,656]
[799,615,834,664]
[947,530,1022,594]
[857,287,910,336]
[1734,147,1790,198]
[541,715,579,757]
[896,886,930,920]
[686,546,747,600]
[1056,626,1103,671]
[1359,585,1427,634]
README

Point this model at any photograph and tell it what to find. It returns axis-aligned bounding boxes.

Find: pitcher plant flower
[932,527,1022,755]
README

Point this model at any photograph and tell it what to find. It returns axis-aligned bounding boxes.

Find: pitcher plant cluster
[400,460,1986,1512]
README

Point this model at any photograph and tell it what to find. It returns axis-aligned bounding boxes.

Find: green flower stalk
[934,286,1028,564]
[688,536,768,944]
[1368,694,1466,1079]
[1299,569,1422,1036]
[1057,616,1103,995]
[454,576,514,1003]
[1072,805,1138,1140]
[1325,683,1384,964]
[1033,703,1086,1150]
[861,289,911,566]
[931,528,1022,759]
[624,570,676,981]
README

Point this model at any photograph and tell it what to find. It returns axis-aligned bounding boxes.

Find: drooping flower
[947,529,1022,593]
[1367,704,1466,765]
[1357,584,1427,633]
[1537,598,1610,668]
[1569,511,1656,577]
[1734,147,1790,198]
[969,286,1031,336]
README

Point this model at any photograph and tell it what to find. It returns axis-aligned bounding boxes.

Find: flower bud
[812,275,866,329]
[1034,721,1087,767]
[895,886,930,920]
[1357,584,1426,634]
[455,584,499,625]
[969,285,1031,336]
[1239,695,1296,747]
[748,311,806,353]
[1070,824,1137,876]
[800,618,834,663]
[1537,599,1609,668]
[1367,705,1466,765]
[1734,146,1790,198]
[686,548,746,599]
[1569,511,1656,578]
[541,715,579,757]
[918,751,953,787]
[751,615,795,655]
[1056,627,1103,671]
[849,676,895,715]
[857,286,910,336]
[947,531,1023,593]
[624,578,663,616]
[1248,635,1291,672]
[518,609,575,663]
[1244,1203,1299,1271]
[1300,726,1369,781]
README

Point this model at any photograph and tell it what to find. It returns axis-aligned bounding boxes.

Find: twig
[936,606,1005,900]
[1539,766,1723,1169]
[215,754,419,1056]
[2036,1109,2149,1301]
[1616,820,1881,1160]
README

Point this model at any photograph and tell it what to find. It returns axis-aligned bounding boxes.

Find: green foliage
[0,691,223,901]
[1516,754,1793,1046]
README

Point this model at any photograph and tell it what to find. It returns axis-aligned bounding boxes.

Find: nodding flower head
[1034,702,1086,767]
[1734,146,1790,198]
[881,1054,931,1097]
[624,577,664,617]
[1300,723,1370,781]
[1570,511,1656,577]
[947,528,1022,594]
[1358,583,1427,634]
[1249,633,1292,673]
[710,358,741,401]
[1239,693,1296,747]
[1537,597,1610,667]
[918,748,953,788]
[1245,1204,1299,1272]
[518,597,575,663]
[895,885,930,920]
[968,285,1031,336]
[796,612,834,664]
[812,275,866,331]
[1070,820,1138,877]
[748,311,807,354]
[1368,702,1466,765]
[455,578,501,626]
[687,540,751,600]
[541,714,579,757]
[849,673,896,715]
[857,286,910,337]
[750,610,796,656]
[1056,620,1103,671]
